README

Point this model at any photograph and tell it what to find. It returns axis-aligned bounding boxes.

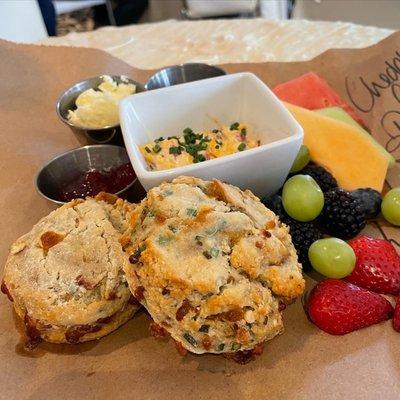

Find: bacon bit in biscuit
[175,340,188,356]
[1,280,13,302]
[201,334,212,351]
[261,229,271,238]
[129,254,139,264]
[255,241,264,249]
[24,314,41,341]
[96,316,113,324]
[265,220,276,230]
[65,324,102,344]
[139,207,148,223]
[199,324,210,333]
[149,322,169,339]
[61,293,72,301]
[25,337,42,351]
[176,299,191,321]
[129,244,146,264]
[76,275,94,290]
[278,301,287,312]
[155,213,166,224]
[134,286,145,301]
[224,342,265,364]
[252,341,265,356]
[219,308,244,322]
[23,314,44,349]
[119,235,131,249]
[128,294,141,306]
[107,291,118,300]
[95,192,118,204]
[40,231,65,253]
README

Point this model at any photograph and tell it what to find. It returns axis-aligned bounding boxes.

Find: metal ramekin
[56,75,145,144]
[145,63,226,90]
[35,145,138,204]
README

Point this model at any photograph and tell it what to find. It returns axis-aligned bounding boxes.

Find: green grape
[290,145,310,173]
[282,175,324,221]
[308,238,356,278]
[381,188,400,226]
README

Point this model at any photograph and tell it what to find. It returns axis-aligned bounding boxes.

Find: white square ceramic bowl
[120,72,303,198]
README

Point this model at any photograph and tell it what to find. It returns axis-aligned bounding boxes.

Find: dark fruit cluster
[351,188,381,219]
[265,161,382,269]
[299,164,338,192]
[262,194,322,268]
[318,188,367,240]
[287,219,323,268]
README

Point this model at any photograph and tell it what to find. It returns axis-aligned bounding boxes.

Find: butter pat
[68,75,136,129]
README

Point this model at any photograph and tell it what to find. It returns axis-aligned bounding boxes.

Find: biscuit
[2,194,139,345]
[123,176,305,360]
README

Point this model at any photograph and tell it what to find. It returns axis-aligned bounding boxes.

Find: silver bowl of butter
[56,75,145,144]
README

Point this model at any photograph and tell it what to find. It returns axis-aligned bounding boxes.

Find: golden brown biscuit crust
[123,176,305,355]
[2,195,139,344]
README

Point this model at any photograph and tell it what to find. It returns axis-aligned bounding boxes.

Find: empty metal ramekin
[145,63,226,90]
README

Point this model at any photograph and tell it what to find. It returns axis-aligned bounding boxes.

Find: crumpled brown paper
[0,32,399,400]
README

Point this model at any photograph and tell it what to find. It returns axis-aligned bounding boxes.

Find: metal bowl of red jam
[35,145,137,205]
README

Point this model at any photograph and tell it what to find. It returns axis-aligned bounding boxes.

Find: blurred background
[0,0,398,42]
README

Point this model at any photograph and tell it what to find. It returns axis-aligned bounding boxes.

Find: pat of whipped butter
[68,75,136,129]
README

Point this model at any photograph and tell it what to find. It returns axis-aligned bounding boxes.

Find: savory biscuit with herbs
[1,193,139,346]
[123,176,305,363]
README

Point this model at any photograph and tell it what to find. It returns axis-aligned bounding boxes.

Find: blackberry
[286,218,323,268]
[351,188,381,219]
[262,194,322,268]
[318,188,366,239]
[300,164,338,192]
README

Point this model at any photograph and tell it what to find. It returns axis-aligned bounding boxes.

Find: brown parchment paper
[1,32,400,400]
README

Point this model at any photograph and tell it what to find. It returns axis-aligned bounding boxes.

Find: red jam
[59,162,135,202]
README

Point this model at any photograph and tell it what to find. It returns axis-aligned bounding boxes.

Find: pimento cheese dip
[140,123,259,171]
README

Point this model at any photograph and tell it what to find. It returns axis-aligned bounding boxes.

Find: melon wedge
[273,72,365,126]
[316,107,395,168]
[285,103,389,192]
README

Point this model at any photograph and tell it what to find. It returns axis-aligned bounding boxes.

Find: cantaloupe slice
[315,107,395,168]
[285,103,389,192]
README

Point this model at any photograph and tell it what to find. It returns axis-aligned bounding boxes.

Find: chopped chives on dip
[238,143,246,151]
[139,123,259,171]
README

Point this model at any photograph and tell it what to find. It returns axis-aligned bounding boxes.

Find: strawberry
[307,279,393,335]
[346,236,400,295]
[393,297,400,333]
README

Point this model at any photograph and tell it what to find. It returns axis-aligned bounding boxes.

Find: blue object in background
[37,0,56,36]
